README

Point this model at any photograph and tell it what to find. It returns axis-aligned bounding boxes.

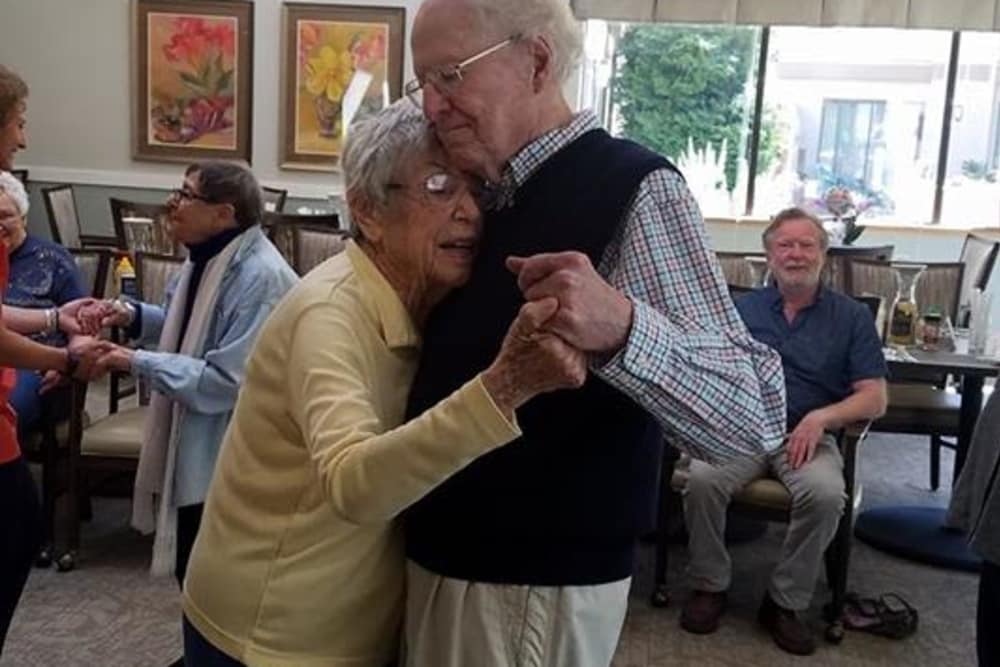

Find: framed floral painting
[281,3,405,171]
[133,0,253,163]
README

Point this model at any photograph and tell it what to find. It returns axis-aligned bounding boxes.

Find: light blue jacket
[129,225,298,507]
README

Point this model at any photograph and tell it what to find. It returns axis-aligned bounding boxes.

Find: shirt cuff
[596,298,674,383]
[130,349,155,378]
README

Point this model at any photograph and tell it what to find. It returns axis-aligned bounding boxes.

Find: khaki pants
[403,561,630,667]
[682,434,845,610]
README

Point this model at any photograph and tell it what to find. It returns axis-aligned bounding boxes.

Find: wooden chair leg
[652,459,672,607]
[823,515,852,644]
[930,435,941,491]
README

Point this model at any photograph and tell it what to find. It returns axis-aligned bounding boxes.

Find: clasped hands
[487,252,634,412]
[42,298,139,392]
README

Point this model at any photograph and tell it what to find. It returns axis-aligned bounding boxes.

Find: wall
[0,0,420,213]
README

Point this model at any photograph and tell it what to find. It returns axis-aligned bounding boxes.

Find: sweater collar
[345,240,420,350]
[186,226,245,265]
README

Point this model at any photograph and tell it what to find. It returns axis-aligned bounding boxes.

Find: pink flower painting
[147,13,238,148]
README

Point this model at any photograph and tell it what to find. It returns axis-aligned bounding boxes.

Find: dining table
[853,342,998,571]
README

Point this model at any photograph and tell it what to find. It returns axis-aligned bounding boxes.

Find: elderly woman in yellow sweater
[181,100,587,667]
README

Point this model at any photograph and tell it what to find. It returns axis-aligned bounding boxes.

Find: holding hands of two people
[486,251,633,415]
[39,298,139,392]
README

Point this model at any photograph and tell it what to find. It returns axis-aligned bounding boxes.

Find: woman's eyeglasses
[387,172,480,206]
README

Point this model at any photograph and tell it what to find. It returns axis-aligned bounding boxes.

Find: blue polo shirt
[736,285,887,430]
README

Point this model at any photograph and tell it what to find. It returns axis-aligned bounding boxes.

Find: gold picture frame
[281,3,405,171]
[133,0,253,163]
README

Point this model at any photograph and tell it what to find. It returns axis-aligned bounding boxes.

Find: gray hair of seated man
[460,0,582,84]
[0,170,28,216]
[184,161,263,230]
[341,99,432,237]
[761,206,829,252]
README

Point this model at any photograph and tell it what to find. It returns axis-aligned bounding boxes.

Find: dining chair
[823,245,894,294]
[109,198,180,256]
[291,225,348,275]
[850,259,965,338]
[957,234,999,327]
[652,423,873,643]
[261,186,289,213]
[715,252,766,289]
[42,185,119,250]
[10,168,27,185]
[59,252,185,570]
[20,250,111,569]
[263,211,340,268]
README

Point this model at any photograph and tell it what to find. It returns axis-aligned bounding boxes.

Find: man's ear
[347,189,383,243]
[529,34,555,92]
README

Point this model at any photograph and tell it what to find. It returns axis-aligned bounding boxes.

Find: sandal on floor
[842,592,918,640]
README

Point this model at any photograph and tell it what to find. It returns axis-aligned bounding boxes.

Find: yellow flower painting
[294,20,388,156]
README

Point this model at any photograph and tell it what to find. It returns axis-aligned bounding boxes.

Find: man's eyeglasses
[387,172,478,206]
[169,188,212,205]
[404,35,521,108]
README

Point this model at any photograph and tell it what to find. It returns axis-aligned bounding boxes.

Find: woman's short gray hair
[0,171,28,216]
[465,0,582,83]
[341,99,431,215]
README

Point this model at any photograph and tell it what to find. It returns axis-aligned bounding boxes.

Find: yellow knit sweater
[183,242,519,666]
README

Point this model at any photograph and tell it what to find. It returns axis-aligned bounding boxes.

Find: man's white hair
[0,171,28,216]
[465,0,582,83]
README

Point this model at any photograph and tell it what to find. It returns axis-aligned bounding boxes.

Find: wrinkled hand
[506,252,633,355]
[58,297,102,335]
[69,336,116,382]
[482,297,587,416]
[786,411,827,470]
[94,344,135,375]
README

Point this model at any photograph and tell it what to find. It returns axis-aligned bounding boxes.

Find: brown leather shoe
[758,592,817,656]
[680,590,727,634]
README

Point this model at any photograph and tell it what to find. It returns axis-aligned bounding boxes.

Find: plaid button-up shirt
[489,111,787,462]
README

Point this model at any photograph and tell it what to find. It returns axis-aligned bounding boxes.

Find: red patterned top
[0,243,21,464]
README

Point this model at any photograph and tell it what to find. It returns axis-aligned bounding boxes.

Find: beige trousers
[682,433,846,610]
[403,560,630,667]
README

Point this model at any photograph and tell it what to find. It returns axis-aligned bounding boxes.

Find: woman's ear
[347,189,383,244]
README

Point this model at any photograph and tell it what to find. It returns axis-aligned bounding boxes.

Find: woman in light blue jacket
[84,161,297,594]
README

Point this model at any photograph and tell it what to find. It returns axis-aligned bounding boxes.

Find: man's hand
[58,298,101,335]
[506,252,633,355]
[786,411,828,470]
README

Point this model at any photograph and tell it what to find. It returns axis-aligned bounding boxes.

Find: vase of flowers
[822,186,865,246]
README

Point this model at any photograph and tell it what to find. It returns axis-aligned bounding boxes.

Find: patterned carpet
[1,431,979,667]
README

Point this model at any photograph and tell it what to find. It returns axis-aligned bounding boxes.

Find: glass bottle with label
[888,264,925,346]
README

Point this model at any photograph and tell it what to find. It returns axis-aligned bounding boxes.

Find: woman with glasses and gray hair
[77,161,297,621]
[180,100,586,666]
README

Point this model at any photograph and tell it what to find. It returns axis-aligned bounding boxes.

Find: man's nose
[422,83,451,121]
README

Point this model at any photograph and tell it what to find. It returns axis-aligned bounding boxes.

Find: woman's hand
[482,297,587,418]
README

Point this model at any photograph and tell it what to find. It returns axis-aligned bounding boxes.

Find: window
[578,22,762,218]
[582,20,1000,227]
[817,99,887,190]
[941,32,1000,227]
[752,27,950,223]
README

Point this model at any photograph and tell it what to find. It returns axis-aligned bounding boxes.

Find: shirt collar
[344,240,420,350]
[766,283,827,313]
[485,110,601,210]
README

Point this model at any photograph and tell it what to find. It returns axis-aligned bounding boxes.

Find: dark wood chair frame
[42,184,120,249]
[261,186,289,213]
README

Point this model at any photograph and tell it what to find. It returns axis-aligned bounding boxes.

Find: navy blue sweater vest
[404,129,674,585]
